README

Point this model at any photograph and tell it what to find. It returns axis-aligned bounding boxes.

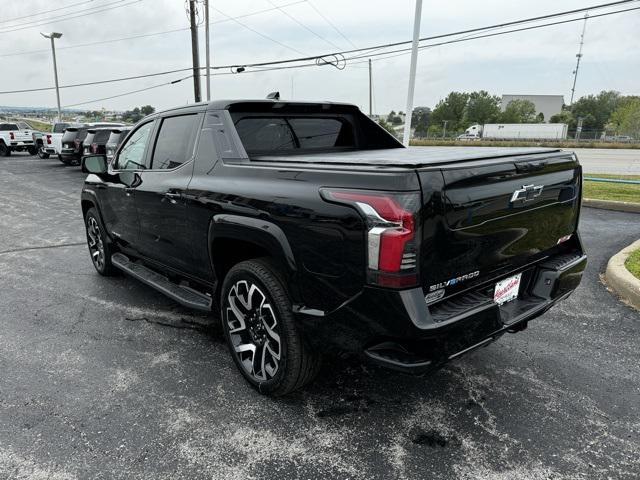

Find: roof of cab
[150,99,360,118]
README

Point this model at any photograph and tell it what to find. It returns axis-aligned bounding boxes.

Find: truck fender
[208,214,298,274]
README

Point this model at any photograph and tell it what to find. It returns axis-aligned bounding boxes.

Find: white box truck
[461,123,568,140]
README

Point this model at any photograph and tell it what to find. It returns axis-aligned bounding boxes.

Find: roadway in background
[566,148,640,175]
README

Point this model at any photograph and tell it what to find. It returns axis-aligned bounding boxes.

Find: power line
[0,68,194,95]
[211,6,307,55]
[0,2,637,96]
[214,0,640,70]
[0,0,307,58]
[0,0,95,25]
[307,1,357,48]
[0,0,143,34]
[264,0,343,50]
[62,76,192,108]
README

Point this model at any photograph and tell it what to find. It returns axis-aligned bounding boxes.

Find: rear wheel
[84,208,116,276]
[0,143,11,157]
[221,259,319,396]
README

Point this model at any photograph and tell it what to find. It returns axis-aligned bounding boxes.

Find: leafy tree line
[122,105,155,123]
[383,90,640,139]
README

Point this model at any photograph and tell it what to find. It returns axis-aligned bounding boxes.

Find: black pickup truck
[81,100,587,395]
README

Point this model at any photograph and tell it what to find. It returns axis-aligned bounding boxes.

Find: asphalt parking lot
[1,153,639,480]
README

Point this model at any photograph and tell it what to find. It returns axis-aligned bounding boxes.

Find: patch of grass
[410,139,640,149]
[583,174,640,203]
[22,119,52,132]
[625,248,640,280]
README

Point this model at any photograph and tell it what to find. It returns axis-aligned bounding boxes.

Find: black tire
[84,208,116,276]
[27,146,38,156]
[0,143,11,157]
[221,259,320,396]
[37,147,49,158]
[58,154,65,163]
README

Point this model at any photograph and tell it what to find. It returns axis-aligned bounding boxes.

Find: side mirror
[82,154,108,174]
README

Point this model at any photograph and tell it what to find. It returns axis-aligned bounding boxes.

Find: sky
[0,0,638,114]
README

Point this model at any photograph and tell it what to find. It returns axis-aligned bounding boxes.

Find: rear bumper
[299,248,587,374]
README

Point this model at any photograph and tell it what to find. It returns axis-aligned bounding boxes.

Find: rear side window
[93,130,111,143]
[289,118,347,148]
[235,118,295,151]
[234,116,354,153]
[61,129,78,142]
[151,114,199,170]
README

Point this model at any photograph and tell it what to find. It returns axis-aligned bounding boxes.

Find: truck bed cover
[252,146,563,168]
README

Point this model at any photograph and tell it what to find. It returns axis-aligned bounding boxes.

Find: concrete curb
[605,239,640,312]
[583,198,640,213]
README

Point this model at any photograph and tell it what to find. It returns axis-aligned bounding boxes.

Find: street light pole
[41,32,63,121]
[402,0,423,147]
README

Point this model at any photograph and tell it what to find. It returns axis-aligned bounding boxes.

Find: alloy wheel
[86,217,105,271]
[226,280,282,381]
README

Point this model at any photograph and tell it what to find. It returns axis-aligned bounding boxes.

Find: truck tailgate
[419,151,581,295]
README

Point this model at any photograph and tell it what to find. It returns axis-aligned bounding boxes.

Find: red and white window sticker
[494,273,522,305]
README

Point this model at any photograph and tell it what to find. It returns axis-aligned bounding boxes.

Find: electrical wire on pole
[570,13,589,105]
[0,2,638,97]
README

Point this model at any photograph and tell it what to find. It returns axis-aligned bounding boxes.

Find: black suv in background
[61,123,124,165]
[60,125,89,165]
[105,127,131,163]
[82,128,113,158]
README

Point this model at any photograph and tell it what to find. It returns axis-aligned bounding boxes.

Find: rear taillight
[46,134,52,144]
[9,132,15,140]
[91,143,97,153]
[321,189,419,288]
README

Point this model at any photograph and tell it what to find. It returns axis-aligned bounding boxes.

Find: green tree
[549,109,574,127]
[140,105,155,116]
[378,118,397,138]
[464,90,500,125]
[430,91,470,132]
[411,106,431,138]
[609,98,640,138]
[500,100,537,123]
[569,90,621,131]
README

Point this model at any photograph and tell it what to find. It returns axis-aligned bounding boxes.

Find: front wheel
[221,259,319,396]
[27,145,38,156]
[84,208,116,276]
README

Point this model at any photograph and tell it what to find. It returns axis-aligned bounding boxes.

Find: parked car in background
[82,128,116,158]
[0,122,37,156]
[81,100,587,395]
[105,127,131,163]
[34,122,71,159]
[61,122,124,165]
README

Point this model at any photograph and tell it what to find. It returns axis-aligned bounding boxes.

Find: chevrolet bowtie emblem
[510,184,544,203]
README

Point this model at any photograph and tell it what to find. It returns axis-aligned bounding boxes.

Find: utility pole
[570,13,588,105]
[204,0,211,101]
[402,0,423,147]
[368,58,372,116]
[41,32,63,121]
[442,120,448,139]
[189,0,201,103]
